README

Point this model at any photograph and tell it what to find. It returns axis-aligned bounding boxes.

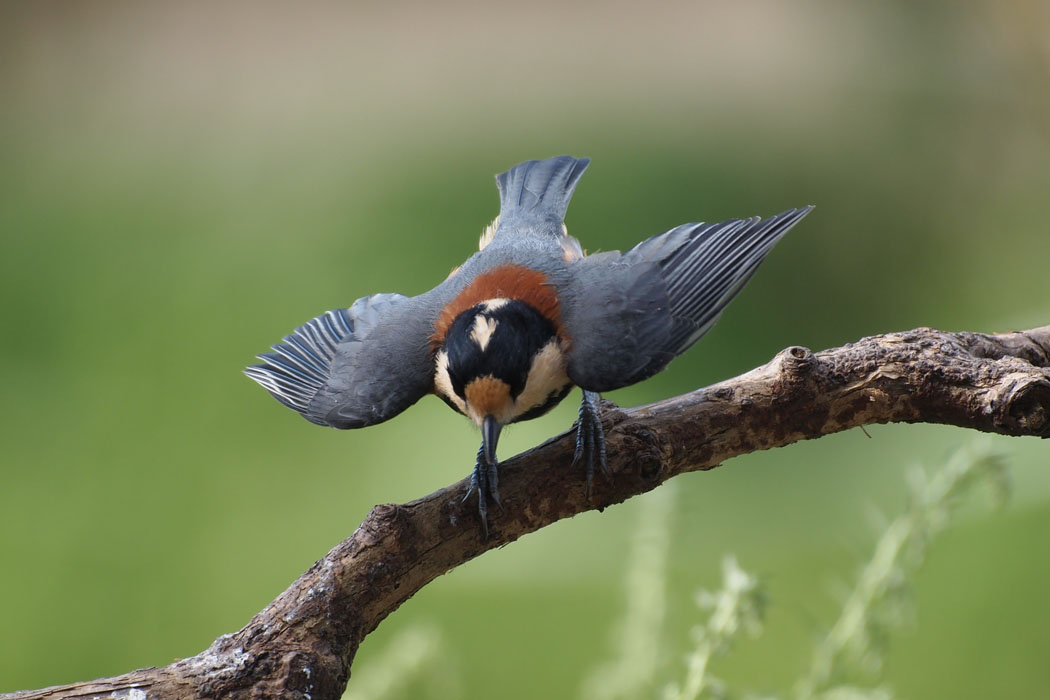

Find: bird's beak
[482,415,503,465]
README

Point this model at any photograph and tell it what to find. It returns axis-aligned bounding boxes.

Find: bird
[245,156,812,538]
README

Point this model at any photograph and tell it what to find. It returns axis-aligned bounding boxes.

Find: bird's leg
[572,390,608,498]
[464,442,503,540]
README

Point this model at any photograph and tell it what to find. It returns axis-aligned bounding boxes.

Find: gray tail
[496,155,590,223]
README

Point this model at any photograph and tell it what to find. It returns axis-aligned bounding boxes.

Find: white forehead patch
[433,350,466,414]
[470,315,499,352]
[480,298,510,312]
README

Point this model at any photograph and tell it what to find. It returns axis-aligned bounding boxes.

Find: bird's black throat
[442,299,558,401]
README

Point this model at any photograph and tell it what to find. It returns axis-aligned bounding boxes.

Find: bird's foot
[572,390,608,499]
[463,442,503,540]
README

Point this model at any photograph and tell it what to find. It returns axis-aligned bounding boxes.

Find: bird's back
[432,156,592,302]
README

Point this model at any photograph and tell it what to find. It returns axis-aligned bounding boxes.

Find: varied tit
[246,156,812,537]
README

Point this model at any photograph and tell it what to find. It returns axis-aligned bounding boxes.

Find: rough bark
[5,325,1049,700]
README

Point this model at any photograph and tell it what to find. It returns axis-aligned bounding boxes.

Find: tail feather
[495,155,590,223]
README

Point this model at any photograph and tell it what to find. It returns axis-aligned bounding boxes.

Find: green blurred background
[1,1,1048,697]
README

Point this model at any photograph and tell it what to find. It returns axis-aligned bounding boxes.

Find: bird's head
[434,297,572,463]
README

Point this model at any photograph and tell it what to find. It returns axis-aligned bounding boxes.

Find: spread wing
[560,207,812,392]
[245,293,439,428]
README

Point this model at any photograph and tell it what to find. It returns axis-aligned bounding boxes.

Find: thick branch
[6,325,1049,700]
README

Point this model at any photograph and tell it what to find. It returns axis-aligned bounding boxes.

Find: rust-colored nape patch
[431,264,564,346]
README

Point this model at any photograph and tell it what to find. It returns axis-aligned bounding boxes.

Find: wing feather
[561,207,812,392]
[245,293,438,428]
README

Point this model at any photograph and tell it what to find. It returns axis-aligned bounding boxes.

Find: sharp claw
[596,412,609,477]
[477,494,489,541]
[487,460,504,513]
[467,442,498,540]
[584,402,594,499]
[575,390,607,500]
[477,485,488,523]
[463,461,477,502]
[572,411,586,468]
[598,436,609,477]
[585,412,595,490]
[476,473,490,542]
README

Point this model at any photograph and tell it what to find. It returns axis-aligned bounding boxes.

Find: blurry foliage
[794,444,1010,700]
[343,444,1009,700]
[582,486,674,700]
[662,556,766,700]
[341,625,458,700]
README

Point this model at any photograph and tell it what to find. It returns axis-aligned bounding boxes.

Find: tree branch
[6,325,1049,700]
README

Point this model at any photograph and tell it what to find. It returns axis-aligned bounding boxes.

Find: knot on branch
[770,345,820,409]
[781,345,816,378]
[618,425,666,482]
[1001,374,1050,437]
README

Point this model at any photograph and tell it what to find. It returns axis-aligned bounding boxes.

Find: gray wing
[561,207,813,392]
[245,293,439,428]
